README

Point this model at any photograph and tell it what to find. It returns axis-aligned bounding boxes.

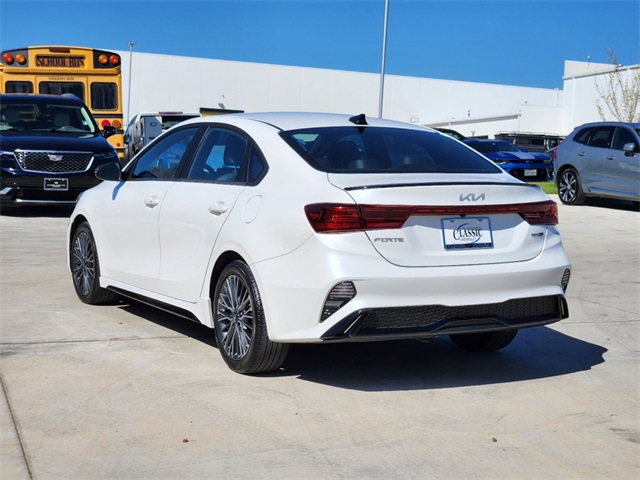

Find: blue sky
[1,0,638,90]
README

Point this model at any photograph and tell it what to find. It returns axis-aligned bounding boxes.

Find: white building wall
[119,51,637,139]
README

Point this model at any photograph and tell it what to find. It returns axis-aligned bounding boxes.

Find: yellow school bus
[0,46,125,158]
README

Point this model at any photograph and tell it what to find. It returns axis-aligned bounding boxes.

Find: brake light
[305,200,558,233]
[518,201,558,225]
[305,204,363,232]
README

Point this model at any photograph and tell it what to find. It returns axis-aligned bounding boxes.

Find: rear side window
[574,128,593,145]
[587,127,615,149]
[281,127,501,174]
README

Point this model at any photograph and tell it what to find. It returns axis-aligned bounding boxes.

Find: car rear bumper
[252,230,572,342]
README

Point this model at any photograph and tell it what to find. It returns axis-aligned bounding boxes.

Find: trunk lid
[328,173,553,267]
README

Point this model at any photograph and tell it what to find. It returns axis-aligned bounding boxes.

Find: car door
[97,126,201,290]
[155,127,253,302]
[581,126,614,192]
[600,126,640,197]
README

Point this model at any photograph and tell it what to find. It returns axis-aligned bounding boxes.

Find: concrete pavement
[1,197,638,479]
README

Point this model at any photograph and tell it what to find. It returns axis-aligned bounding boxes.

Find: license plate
[524,169,537,176]
[44,178,69,191]
[442,217,493,250]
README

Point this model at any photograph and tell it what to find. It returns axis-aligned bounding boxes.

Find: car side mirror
[623,142,637,157]
[102,125,117,138]
[95,161,122,181]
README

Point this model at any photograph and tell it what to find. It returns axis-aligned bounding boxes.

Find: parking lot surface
[1,197,638,480]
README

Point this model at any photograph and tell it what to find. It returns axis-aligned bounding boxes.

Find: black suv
[0,93,118,209]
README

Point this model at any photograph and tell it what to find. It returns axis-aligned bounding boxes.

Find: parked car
[68,112,571,374]
[464,139,554,181]
[0,93,118,209]
[555,121,640,205]
[495,132,564,153]
[123,111,201,163]
[434,127,466,141]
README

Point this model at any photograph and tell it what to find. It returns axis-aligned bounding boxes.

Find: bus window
[6,81,33,93]
[90,83,118,110]
[39,82,85,100]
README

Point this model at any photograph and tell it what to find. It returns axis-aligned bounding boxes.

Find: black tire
[557,167,586,205]
[450,329,518,352]
[70,222,119,305]
[213,260,289,374]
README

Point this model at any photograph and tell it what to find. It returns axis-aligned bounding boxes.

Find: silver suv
[555,122,639,205]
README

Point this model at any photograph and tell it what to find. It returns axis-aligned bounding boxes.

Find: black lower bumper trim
[321,295,568,342]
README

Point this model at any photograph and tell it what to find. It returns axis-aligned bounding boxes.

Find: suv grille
[15,150,93,173]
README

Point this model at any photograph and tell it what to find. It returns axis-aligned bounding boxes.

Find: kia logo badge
[459,193,486,202]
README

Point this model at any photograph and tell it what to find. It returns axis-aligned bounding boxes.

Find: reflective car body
[68,112,571,374]
[554,121,640,205]
[0,93,118,207]
[464,139,554,181]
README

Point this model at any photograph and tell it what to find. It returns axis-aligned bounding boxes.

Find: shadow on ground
[581,197,639,212]
[0,205,74,217]
[119,300,606,391]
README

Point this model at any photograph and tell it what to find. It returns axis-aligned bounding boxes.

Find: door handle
[606,156,615,160]
[144,196,160,208]
[578,152,586,156]
[209,202,229,215]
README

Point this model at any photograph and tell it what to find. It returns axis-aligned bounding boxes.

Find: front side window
[612,127,637,151]
[131,127,198,180]
[39,82,85,100]
[187,128,247,183]
[90,83,117,110]
[282,126,501,174]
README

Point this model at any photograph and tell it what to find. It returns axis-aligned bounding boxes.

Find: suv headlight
[0,150,18,167]
[94,151,118,161]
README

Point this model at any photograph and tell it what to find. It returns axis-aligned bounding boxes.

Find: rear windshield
[281,127,501,174]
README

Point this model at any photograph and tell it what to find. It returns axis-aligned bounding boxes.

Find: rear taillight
[518,201,558,225]
[305,200,558,233]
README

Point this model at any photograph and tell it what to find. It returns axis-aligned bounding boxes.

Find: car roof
[574,121,640,129]
[181,112,436,132]
[0,93,85,106]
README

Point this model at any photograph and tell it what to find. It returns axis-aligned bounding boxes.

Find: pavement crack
[0,372,34,480]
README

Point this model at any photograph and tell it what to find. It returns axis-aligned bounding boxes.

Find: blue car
[464,139,554,181]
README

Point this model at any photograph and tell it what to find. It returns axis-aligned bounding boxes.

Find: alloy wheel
[216,274,254,360]
[558,170,577,203]
[72,230,96,297]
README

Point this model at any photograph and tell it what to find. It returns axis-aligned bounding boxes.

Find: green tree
[595,48,640,122]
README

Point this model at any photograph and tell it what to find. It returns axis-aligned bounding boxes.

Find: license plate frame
[442,217,494,250]
[44,178,69,191]
[524,169,538,177]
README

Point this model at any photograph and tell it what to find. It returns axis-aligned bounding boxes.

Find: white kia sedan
[68,112,571,374]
